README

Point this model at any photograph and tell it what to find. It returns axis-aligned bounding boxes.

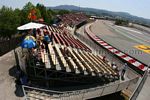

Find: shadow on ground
[89,92,125,100]
[9,65,24,97]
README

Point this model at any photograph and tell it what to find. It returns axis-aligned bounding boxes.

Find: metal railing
[130,70,148,100]
[22,75,139,100]
[0,35,26,56]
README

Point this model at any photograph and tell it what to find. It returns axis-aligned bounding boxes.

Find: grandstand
[58,13,88,27]
[26,25,119,85]
[16,13,141,100]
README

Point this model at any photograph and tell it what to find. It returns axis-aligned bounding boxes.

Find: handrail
[23,85,64,94]
[23,75,138,99]
[130,70,148,100]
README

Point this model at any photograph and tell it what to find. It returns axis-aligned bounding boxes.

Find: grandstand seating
[38,43,119,81]
[58,13,88,27]
[49,25,63,34]
[48,44,61,70]
[60,46,80,74]
[73,49,95,76]
[51,32,91,52]
[46,25,91,52]
[40,49,51,69]
[54,44,71,72]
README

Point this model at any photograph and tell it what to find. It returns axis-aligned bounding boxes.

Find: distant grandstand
[58,13,88,27]
[15,13,140,100]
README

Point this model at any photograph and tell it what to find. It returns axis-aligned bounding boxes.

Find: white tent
[17,22,45,30]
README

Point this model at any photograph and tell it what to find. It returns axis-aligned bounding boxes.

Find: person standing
[32,28,36,38]
[43,32,50,53]
[49,32,53,45]
[121,63,128,80]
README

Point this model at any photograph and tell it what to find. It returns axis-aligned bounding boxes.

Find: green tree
[36,3,52,23]
[115,19,129,26]
[57,10,70,15]
[0,6,21,37]
[22,2,41,23]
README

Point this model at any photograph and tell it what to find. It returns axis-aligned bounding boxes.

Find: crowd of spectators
[58,13,88,27]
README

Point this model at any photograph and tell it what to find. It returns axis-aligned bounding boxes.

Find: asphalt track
[90,20,150,65]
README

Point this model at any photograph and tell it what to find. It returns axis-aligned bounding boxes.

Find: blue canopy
[21,39,36,49]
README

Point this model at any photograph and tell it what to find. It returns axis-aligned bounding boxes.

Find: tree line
[0,2,70,38]
[115,19,129,26]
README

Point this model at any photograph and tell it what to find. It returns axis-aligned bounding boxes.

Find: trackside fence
[22,66,139,100]
[0,35,25,56]
[130,70,148,100]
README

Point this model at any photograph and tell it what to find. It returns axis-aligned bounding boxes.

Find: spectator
[37,52,42,62]
[39,34,43,41]
[102,56,106,62]
[43,32,50,53]
[111,62,115,66]
[40,42,45,51]
[31,48,38,57]
[44,32,51,43]
[111,62,118,71]
[20,75,28,85]
[37,28,40,34]
[32,28,36,38]
[50,33,53,44]
[121,63,128,80]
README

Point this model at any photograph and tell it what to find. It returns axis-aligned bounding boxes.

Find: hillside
[49,5,150,27]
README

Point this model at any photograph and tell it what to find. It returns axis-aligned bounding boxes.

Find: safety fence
[22,76,139,100]
[130,70,148,100]
[0,35,26,56]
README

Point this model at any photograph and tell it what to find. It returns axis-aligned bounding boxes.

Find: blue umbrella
[21,39,36,49]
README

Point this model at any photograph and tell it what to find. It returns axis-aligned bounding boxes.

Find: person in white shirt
[112,62,118,71]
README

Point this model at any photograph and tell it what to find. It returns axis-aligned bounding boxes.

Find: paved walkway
[0,50,23,100]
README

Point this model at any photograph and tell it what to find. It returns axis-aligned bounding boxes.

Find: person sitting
[39,34,43,41]
[102,55,106,62]
[37,52,42,63]
[112,63,118,71]
[40,42,45,52]
[32,48,38,56]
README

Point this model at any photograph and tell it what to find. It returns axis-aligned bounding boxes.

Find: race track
[90,20,150,65]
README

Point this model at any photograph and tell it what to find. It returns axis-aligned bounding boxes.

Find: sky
[0,0,150,19]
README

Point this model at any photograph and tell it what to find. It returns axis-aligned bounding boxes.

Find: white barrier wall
[59,78,139,100]
[102,84,119,96]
